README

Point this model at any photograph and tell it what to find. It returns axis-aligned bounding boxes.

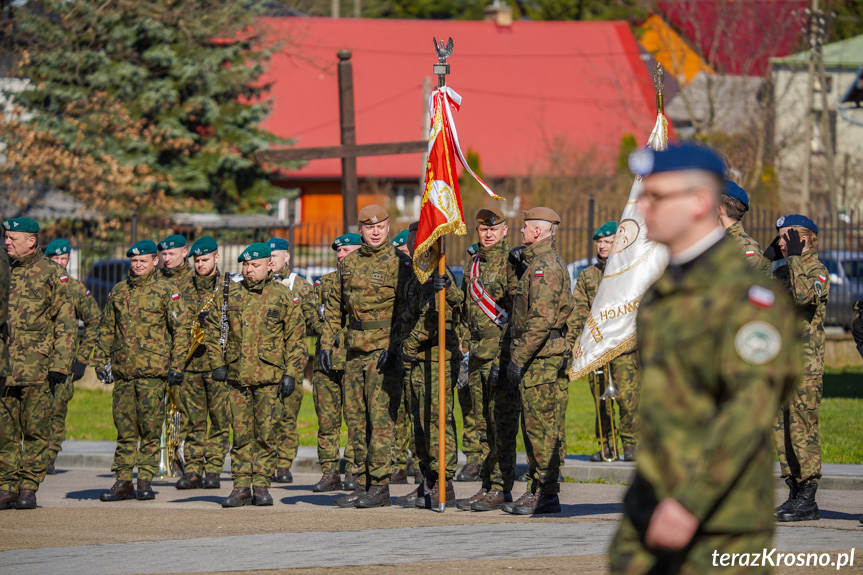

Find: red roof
[259,18,658,180]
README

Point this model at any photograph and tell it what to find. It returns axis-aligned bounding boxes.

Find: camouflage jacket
[68,276,101,365]
[322,241,412,354]
[509,238,573,367]
[461,238,509,361]
[0,249,11,377]
[159,263,196,309]
[570,260,604,345]
[205,272,307,385]
[629,236,801,533]
[92,268,190,380]
[772,248,829,376]
[400,267,463,362]
[276,271,317,331]
[183,271,227,373]
[7,250,76,385]
[726,221,770,273]
[310,271,347,371]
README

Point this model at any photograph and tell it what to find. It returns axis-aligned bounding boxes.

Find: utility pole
[331,0,339,18]
[801,0,817,208]
[338,50,358,232]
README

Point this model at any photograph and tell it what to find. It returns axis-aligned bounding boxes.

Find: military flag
[569,110,671,379]
[413,86,501,282]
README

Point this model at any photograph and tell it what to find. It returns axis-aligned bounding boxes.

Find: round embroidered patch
[735,321,781,365]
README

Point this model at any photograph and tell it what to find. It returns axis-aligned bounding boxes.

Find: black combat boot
[202,472,221,489]
[15,489,37,510]
[457,487,487,510]
[312,469,341,492]
[222,487,252,508]
[252,486,273,506]
[419,479,456,509]
[136,479,155,500]
[471,489,512,512]
[46,459,57,475]
[334,486,367,508]
[589,441,615,462]
[394,483,425,508]
[273,467,293,484]
[175,472,203,490]
[100,480,135,502]
[341,472,359,491]
[355,484,391,508]
[776,481,820,522]
[456,463,481,482]
[513,492,560,515]
[390,468,408,484]
[774,477,798,516]
[622,445,636,462]
[0,490,19,510]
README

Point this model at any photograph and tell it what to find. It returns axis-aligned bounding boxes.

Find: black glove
[432,272,451,292]
[508,246,527,278]
[96,366,113,385]
[212,366,228,381]
[784,228,805,257]
[71,361,87,382]
[167,369,184,386]
[488,362,500,389]
[376,349,396,373]
[399,344,417,364]
[197,311,209,324]
[47,371,66,393]
[762,236,782,261]
[319,349,333,374]
[277,375,296,401]
[506,361,524,385]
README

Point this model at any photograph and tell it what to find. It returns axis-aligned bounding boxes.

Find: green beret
[392,230,409,247]
[467,243,478,256]
[158,234,186,251]
[332,233,361,250]
[593,221,618,240]
[127,240,158,257]
[45,239,71,256]
[267,237,290,251]
[2,217,39,233]
[190,236,218,257]
[238,242,271,262]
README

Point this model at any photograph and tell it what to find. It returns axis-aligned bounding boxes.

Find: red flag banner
[413,87,502,282]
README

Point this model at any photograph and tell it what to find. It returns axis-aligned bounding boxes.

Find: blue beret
[158,234,186,251]
[332,233,362,250]
[45,239,71,256]
[776,214,818,234]
[467,243,478,256]
[593,221,617,240]
[723,181,749,211]
[190,236,218,257]
[238,242,271,262]
[267,237,290,251]
[392,230,410,247]
[127,240,158,257]
[2,217,39,233]
[629,142,725,179]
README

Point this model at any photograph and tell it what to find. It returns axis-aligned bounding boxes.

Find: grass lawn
[66,369,862,464]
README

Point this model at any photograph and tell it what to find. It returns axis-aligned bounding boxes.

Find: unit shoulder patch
[735,321,781,365]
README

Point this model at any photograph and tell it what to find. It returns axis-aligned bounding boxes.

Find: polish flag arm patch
[745,250,756,257]
[171,293,180,300]
[534,270,543,277]
[293,297,300,304]
[60,276,69,282]
[748,285,775,308]
[817,274,827,282]
[85,290,91,296]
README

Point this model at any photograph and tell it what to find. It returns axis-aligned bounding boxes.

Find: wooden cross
[255,50,427,232]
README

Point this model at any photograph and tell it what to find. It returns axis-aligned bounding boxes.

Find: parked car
[818,250,863,329]
[84,258,131,309]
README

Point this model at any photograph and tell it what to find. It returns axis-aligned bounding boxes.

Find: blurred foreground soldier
[310,234,361,492]
[269,237,313,485]
[175,237,230,491]
[393,223,462,509]
[503,207,573,515]
[455,208,509,510]
[769,214,828,523]
[44,239,100,475]
[572,222,641,463]
[718,181,768,273]
[1,218,75,510]
[319,205,411,508]
[206,243,307,507]
[609,143,800,574]
[390,229,415,484]
[851,301,863,360]
[94,240,189,503]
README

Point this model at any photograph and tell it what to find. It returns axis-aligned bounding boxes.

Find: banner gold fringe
[413,218,466,283]
[569,334,637,381]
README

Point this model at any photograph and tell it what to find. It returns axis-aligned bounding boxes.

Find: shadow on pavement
[171,495,225,504]
[279,493,342,506]
[819,508,862,522]
[554,502,622,518]
[65,489,106,500]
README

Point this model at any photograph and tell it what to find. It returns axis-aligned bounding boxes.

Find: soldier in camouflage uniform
[269,237,314,485]
[319,205,412,508]
[769,214,828,523]
[718,181,770,273]
[571,222,641,463]
[453,208,511,511]
[174,236,230,491]
[501,208,573,516]
[310,234,361,492]
[393,223,462,509]
[93,240,189,503]
[43,239,101,475]
[0,218,76,510]
[389,229,414,484]
[204,243,307,507]
[610,143,801,574]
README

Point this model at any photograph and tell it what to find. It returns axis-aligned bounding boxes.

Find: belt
[471,327,501,340]
[348,318,391,331]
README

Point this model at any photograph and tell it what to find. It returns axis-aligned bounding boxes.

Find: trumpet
[156,385,182,478]
[591,364,620,462]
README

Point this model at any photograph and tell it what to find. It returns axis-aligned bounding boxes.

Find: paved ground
[0,469,861,575]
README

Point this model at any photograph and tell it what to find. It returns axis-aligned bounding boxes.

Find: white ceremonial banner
[569,112,670,380]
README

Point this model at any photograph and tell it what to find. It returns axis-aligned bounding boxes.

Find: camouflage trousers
[111,377,167,483]
[458,360,487,467]
[486,361,523,494]
[391,366,414,470]
[0,383,53,492]
[588,351,641,451]
[276,380,304,470]
[344,350,401,487]
[227,382,280,488]
[47,376,75,462]
[180,371,230,476]
[610,512,773,575]
[409,359,458,481]
[521,356,566,495]
[313,369,355,473]
[773,374,822,483]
